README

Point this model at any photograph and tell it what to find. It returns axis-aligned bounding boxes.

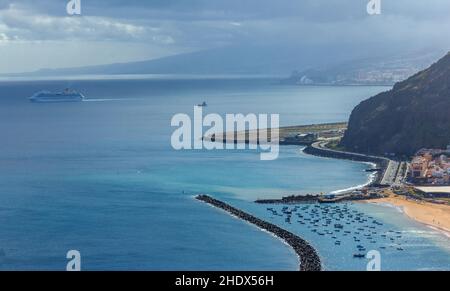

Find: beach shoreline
[366,195,450,238]
[285,129,450,240]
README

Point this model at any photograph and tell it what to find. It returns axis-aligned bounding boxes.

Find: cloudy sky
[0,0,449,73]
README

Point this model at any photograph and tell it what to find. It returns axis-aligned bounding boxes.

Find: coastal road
[310,141,401,186]
[381,160,400,185]
[394,162,408,185]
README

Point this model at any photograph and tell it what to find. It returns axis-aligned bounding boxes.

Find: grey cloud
[0,0,449,73]
[3,0,450,21]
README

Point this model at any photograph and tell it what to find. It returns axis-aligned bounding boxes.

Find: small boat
[353,253,366,258]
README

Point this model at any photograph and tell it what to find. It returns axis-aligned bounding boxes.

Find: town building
[409,147,450,185]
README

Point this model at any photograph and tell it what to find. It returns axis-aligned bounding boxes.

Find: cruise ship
[29,89,85,103]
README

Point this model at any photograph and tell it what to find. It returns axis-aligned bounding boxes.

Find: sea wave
[83,98,132,102]
[331,164,377,195]
[372,202,405,213]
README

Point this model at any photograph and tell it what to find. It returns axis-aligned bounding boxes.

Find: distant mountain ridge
[283,51,444,86]
[341,52,450,156]
[6,45,361,77]
[6,45,440,79]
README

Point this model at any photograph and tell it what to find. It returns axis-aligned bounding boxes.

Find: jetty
[203,122,347,146]
[256,194,321,204]
[255,191,385,204]
[196,195,322,271]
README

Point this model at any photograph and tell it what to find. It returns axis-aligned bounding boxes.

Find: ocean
[0,76,448,270]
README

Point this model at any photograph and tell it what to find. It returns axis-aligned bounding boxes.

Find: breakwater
[256,194,320,204]
[303,142,389,185]
[196,195,322,271]
[255,192,384,204]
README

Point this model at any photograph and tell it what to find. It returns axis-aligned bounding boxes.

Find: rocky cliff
[341,52,450,156]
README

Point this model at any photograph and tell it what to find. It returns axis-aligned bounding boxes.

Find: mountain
[283,50,444,86]
[7,45,356,77]
[341,52,450,156]
[5,43,400,77]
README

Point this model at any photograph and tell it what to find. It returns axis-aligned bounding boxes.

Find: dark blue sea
[0,76,448,270]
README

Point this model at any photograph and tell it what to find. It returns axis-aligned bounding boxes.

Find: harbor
[255,190,385,204]
[261,202,411,259]
[203,122,450,237]
[196,195,322,271]
[206,123,406,204]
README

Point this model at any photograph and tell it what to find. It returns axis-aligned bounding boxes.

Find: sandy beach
[371,195,450,237]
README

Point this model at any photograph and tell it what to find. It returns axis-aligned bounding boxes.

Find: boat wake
[83,98,131,102]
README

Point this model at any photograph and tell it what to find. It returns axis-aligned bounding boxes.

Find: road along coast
[303,141,391,186]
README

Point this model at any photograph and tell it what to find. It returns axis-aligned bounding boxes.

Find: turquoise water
[0,77,448,270]
[229,194,450,271]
